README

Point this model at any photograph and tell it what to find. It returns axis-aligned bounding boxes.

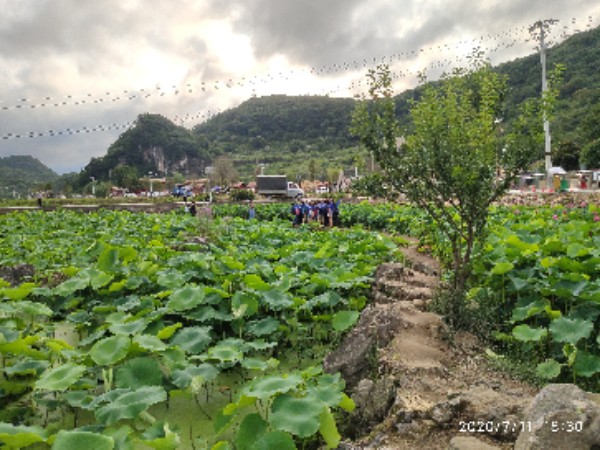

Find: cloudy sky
[1,0,599,174]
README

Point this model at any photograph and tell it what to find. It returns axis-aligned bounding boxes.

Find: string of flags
[1,15,596,141]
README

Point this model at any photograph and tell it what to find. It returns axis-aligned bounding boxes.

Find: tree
[581,138,600,169]
[351,61,556,320]
[553,140,581,171]
[213,155,238,187]
[112,164,141,191]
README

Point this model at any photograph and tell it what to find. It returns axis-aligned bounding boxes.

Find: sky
[1,0,599,175]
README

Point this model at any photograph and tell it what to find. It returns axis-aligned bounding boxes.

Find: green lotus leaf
[235,413,268,450]
[549,317,594,345]
[231,292,259,318]
[52,430,113,450]
[78,268,114,290]
[270,394,323,438]
[512,324,548,342]
[171,363,220,389]
[35,363,87,391]
[167,285,206,312]
[306,374,343,408]
[132,334,167,352]
[332,310,359,332]
[319,407,341,449]
[54,277,89,296]
[157,269,189,289]
[240,358,270,371]
[95,386,167,425]
[0,423,46,448]
[262,289,294,311]
[115,357,163,389]
[573,350,600,378]
[243,274,270,291]
[243,374,303,399]
[510,299,549,322]
[567,243,590,258]
[170,326,212,354]
[109,318,149,336]
[1,283,37,301]
[156,323,182,340]
[206,344,243,363]
[491,261,514,275]
[301,291,343,311]
[553,279,588,298]
[4,359,49,376]
[535,359,562,380]
[90,335,130,366]
[252,431,296,450]
[247,318,280,337]
[97,246,120,273]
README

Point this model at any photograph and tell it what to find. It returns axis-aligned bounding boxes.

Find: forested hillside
[0,155,58,198]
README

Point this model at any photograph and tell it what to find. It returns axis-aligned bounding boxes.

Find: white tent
[547,166,567,175]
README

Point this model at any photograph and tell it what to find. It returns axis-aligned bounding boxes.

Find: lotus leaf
[270,394,323,437]
[235,413,268,450]
[116,357,163,389]
[512,325,548,342]
[491,261,514,276]
[240,358,270,371]
[1,283,37,301]
[0,423,46,448]
[4,359,49,376]
[90,335,130,366]
[95,386,167,425]
[252,431,296,450]
[35,363,87,391]
[549,317,594,345]
[231,292,259,317]
[319,408,341,449]
[156,323,182,340]
[332,311,359,332]
[52,430,113,450]
[244,274,271,291]
[206,344,243,363]
[535,359,562,379]
[247,318,280,337]
[243,374,302,399]
[167,285,206,311]
[132,334,167,352]
[109,318,148,336]
[261,289,294,311]
[171,363,219,389]
[573,350,600,377]
[170,326,212,354]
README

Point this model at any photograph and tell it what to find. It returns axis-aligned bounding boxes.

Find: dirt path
[331,238,537,449]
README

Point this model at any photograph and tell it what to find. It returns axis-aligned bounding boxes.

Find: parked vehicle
[172,184,193,198]
[256,175,304,198]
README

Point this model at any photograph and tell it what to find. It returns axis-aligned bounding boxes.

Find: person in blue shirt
[248,200,256,220]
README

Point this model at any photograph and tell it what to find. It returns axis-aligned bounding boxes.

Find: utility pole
[530,19,558,175]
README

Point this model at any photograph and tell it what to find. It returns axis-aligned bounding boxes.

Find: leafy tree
[351,60,557,320]
[112,164,141,191]
[553,140,581,171]
[581,138,600,169]
[213,155,238,187]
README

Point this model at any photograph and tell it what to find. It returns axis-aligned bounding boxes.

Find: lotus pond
[0,209,400,449]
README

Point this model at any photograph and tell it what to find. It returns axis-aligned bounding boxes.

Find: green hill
[0,155,58,198]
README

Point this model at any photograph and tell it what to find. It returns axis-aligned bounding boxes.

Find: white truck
[256,175,304,198]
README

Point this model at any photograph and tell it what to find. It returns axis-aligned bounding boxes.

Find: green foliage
[0,209,398,448]
[352,60,550,306]
[0,155,58,199]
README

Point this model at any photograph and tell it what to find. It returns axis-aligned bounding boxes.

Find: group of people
[290,199,340,227]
